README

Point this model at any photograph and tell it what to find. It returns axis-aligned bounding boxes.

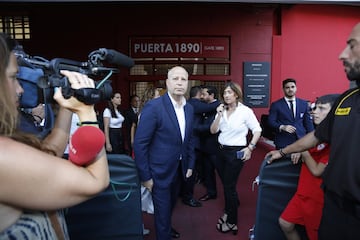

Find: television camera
[15,47,134,106]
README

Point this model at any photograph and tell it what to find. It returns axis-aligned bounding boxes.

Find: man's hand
[280,125,297,134]
[265,150,282,164]
[142,179,154,192]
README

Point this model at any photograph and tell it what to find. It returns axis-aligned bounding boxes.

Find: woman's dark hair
[108,93,120,118]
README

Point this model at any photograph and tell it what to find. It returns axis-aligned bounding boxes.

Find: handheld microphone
[69,126,105,166]
[100,48,135,68]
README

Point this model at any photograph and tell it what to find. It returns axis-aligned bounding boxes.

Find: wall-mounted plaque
[243,62,270,108]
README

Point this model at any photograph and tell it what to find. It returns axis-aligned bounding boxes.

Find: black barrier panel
[254,157,308,240]
[65,154,143,240]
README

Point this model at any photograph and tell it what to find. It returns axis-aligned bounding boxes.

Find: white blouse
[216,103,262,146]
[103,108,125,128]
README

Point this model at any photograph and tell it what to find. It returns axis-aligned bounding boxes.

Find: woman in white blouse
[210,82,262,235]
[103,92,125,154]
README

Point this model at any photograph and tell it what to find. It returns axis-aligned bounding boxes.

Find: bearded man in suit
[268,78,314,161]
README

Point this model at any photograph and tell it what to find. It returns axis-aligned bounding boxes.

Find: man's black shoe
[182,198,202,207]
[199,194,217,201]
[171,227,180,238]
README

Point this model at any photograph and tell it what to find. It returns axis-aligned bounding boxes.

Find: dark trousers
[152,164,182,240]
[181,149,202,200]
[181,174,195,201]
[203,152,217,197]
[217,146,244,225]
[319,190,360,240]
[108,128,124,154]
[194,148,205,183]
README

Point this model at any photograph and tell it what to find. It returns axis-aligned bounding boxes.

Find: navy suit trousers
[152,164,182,240]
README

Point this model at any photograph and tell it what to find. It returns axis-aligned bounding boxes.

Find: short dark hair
[204,85,218,98]
[189,85,202,98]
[316,94,340,107]
[129,94,139,102]
[282,78,296,88]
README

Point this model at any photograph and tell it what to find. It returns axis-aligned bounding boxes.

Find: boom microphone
[101,48,135,68]
[69,126,105,166]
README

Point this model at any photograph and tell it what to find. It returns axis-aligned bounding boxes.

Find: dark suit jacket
[197,100,220,154]
[134,93,195,188]
[124,107,138,152]
[187,98,220,149]
[268,98,314,149]
[124,107,138,127]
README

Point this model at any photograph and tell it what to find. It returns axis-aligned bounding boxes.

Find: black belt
[219,144,241,150]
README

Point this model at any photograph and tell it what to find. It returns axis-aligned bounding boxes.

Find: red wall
[272,4,360,104]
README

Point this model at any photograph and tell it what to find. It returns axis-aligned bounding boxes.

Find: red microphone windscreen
[69,126,105,166]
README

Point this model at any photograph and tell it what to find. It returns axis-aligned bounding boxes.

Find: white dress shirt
[168,93,186,142]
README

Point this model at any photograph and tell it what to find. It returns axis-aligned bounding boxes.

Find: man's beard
[285,92,295,98]
[344,60,360,86]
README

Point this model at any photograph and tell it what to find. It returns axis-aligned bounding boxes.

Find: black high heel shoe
[216,222,238,235]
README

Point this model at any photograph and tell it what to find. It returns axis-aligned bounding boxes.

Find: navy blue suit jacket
[196,100,220,154]
[134,93,195,188]
[187,98,220,149]
[268,98,314,149]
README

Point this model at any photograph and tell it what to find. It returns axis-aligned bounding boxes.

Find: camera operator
[0,33,109,239]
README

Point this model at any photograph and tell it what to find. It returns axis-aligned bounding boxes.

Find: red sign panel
[130,37,229,58]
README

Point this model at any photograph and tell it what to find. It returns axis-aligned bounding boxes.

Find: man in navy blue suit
[184,85,220,205]
[134,66,195,240]
[268,78,314,156]
[197,85,220,201]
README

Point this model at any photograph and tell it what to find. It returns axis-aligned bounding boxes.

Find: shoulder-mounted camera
[15,47,134,106]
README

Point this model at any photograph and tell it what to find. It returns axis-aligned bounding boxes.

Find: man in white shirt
[134,66,195,240]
